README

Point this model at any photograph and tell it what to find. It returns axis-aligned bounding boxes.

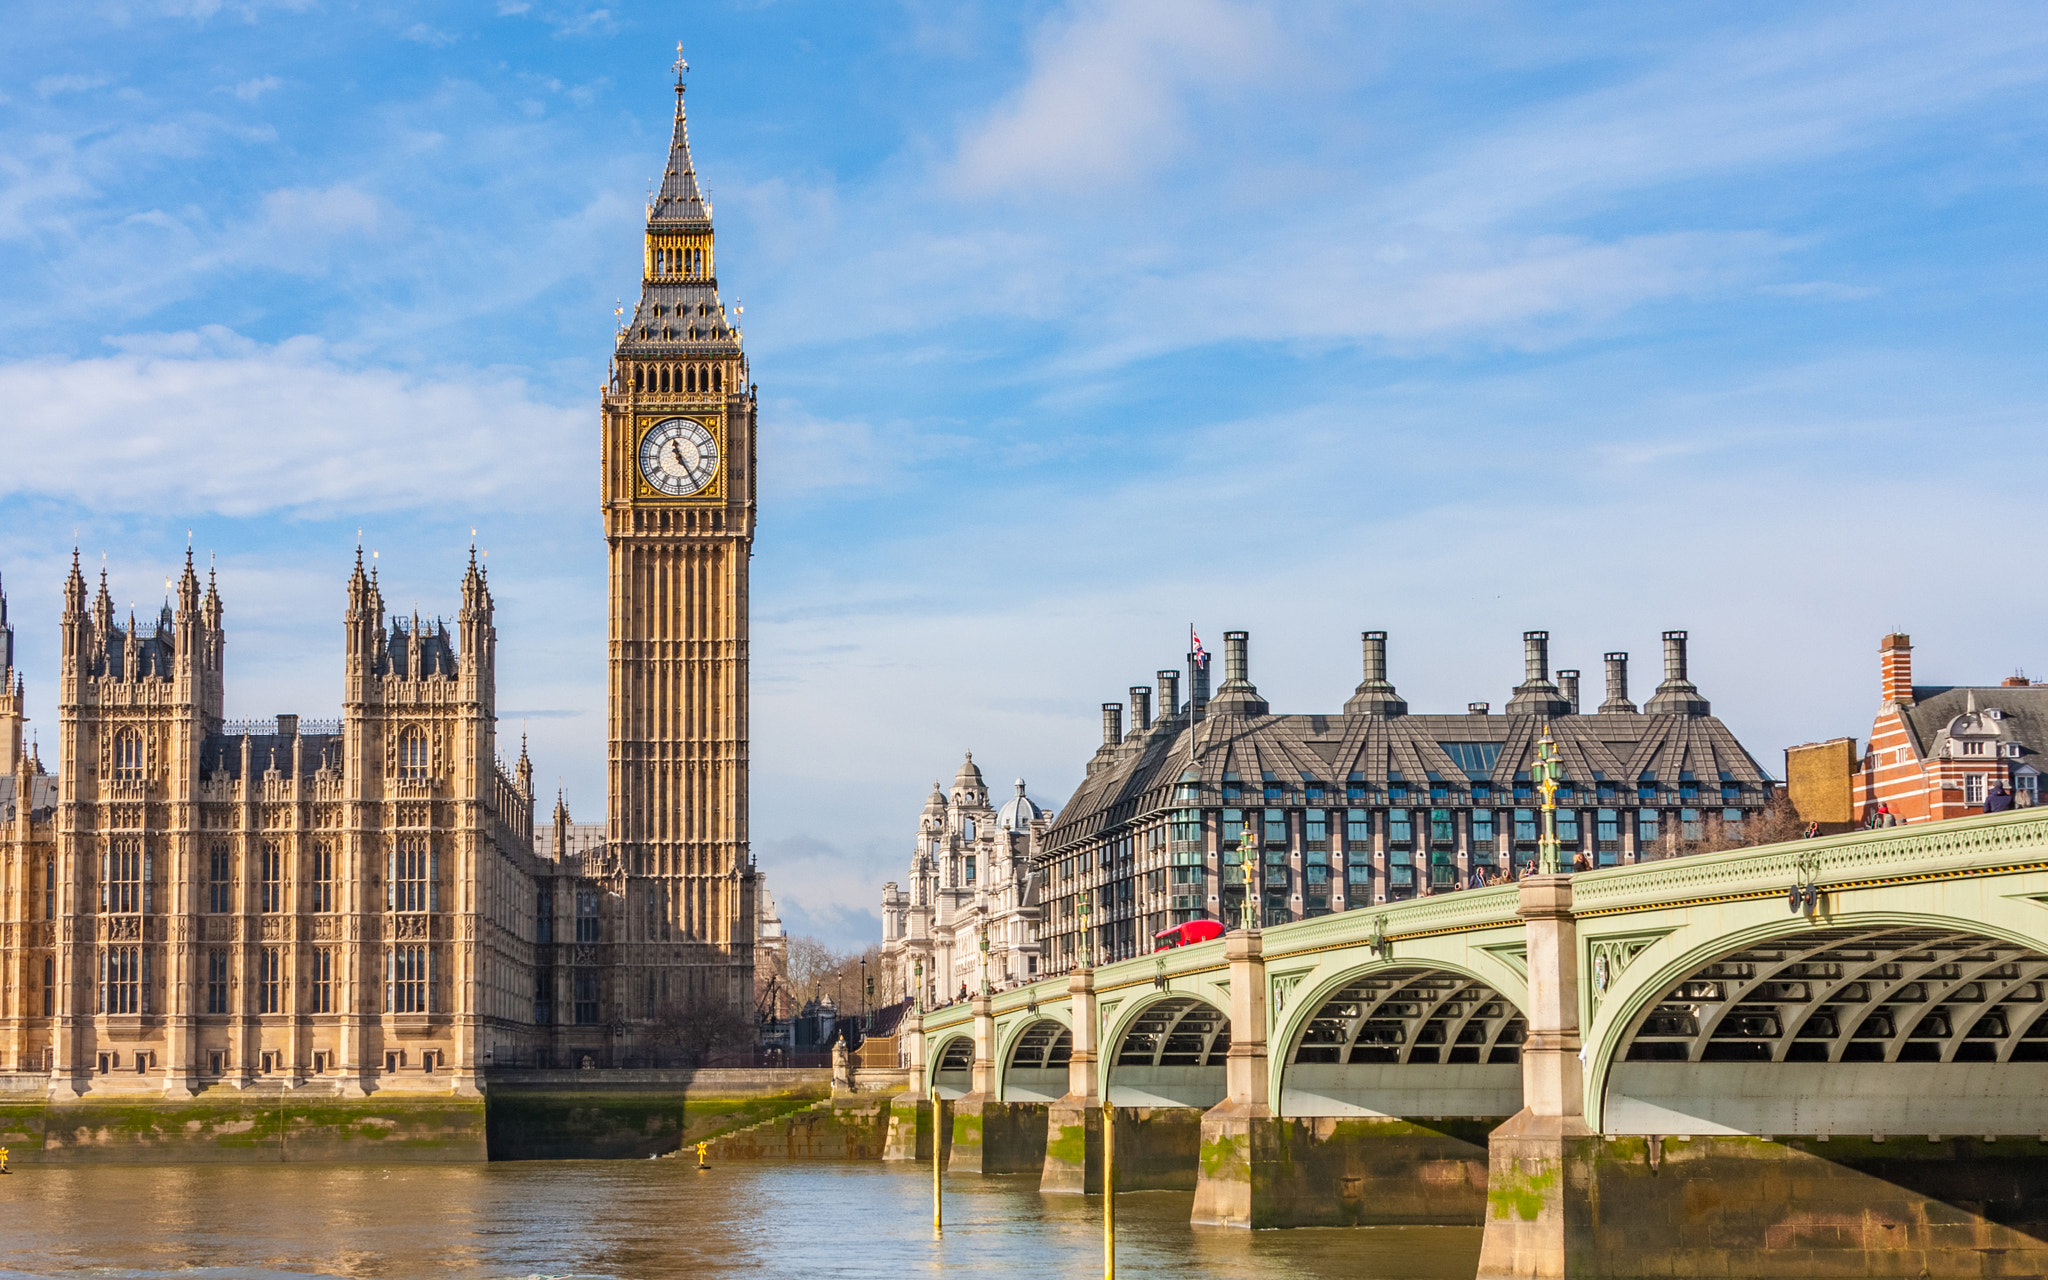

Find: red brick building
[1852,633,2043,822]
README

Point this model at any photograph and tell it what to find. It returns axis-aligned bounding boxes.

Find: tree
[648,993,756,1067]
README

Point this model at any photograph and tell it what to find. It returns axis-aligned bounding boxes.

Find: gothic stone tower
[601,67,757,1020]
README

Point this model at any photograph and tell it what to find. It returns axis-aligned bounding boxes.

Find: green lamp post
[1078,891,1092,969]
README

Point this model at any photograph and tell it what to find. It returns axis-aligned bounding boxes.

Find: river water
[0,1162,1481,1279]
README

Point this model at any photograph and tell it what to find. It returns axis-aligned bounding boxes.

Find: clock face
[638,417,719,496]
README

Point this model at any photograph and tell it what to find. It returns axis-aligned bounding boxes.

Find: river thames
[0,1162,1481,1279]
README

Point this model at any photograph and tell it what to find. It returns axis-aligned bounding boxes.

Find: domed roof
[922,781,946,814]
[954,751,985,785]
[997,778,1047,833]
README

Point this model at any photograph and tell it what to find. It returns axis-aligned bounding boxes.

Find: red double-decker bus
[1152,918,1225,951]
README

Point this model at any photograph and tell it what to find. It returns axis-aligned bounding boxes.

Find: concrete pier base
[946,1095,1048,1175]
[1115,1105,1204,1190]
[1040,1097,1101,1193]
[1192,1100,1280,1226]
[1477,1110,2048,1278]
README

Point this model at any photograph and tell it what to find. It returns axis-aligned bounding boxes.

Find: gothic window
[113,727,143,780]
[260,840,283,913]
[533,969,554,1025]
[43,855,55,920]
[712,365,723,391]
[392,836,429,912]
[575,889,600,942]
[44,956,55,1016]
[206,949,230,1014]
[389,944,428,1013]
[208,842,231,913]
[311,947,333,1014]
[259,947,283,1014]
[574,971,599,1024]
[100,946,142,1015]
[310,841,334,912]
[398,726,429,779]
[104,837,144,914]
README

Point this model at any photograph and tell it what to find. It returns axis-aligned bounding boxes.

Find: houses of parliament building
[0,69,758,1097]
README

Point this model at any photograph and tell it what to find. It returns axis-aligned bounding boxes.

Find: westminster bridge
[909,808,2048,1277]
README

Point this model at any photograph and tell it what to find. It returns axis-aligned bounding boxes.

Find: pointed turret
[649,68,711,230]
[516,733,534,798]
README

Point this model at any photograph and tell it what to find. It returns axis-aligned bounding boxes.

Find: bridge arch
[1587,910,2048,1136]
[927,1033,974,1099]
[1273,958,1528,1119]
[997,1016,1074,1103]
[1101,991,1231,1108]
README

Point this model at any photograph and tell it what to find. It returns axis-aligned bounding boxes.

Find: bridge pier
[1193,928,1285,1226]
[1478,873,1593,1279]
[1043,965,1102,1193]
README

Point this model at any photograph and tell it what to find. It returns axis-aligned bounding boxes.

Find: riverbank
[0,1068,860,1163]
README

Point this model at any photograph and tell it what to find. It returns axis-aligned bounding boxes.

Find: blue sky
[4,1,2047,948]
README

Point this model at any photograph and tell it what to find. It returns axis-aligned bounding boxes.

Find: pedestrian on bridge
[1987,784,2015,814]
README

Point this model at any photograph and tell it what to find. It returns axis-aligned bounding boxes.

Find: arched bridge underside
[1002,1020,1072,1103]
[1284,966,1526,1117]
[1108,996,1229,1108]
[932,1035,973,1100]
[1606,923,2048,1136]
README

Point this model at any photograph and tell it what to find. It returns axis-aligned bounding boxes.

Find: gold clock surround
[633,412,726,502]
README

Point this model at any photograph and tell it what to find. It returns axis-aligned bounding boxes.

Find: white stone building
[879,753,1051,1009]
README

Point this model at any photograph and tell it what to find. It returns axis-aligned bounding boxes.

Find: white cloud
[258,182,382,235]
[225,75,281,102]
[0,328,580,517]
[951,0,1280,196]
[402,23,457,47]
[35,74,111,99]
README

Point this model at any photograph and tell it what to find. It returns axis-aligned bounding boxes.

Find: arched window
[398,726,429,779]
[686,366,697,393]
[113,727,143,780]
[712,366,722,391]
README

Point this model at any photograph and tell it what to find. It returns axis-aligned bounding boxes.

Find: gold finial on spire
[673,40,688,86]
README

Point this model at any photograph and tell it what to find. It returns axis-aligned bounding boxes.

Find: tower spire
[650,48,709,229]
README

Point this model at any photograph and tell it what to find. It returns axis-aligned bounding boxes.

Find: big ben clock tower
[602,55,756,1016]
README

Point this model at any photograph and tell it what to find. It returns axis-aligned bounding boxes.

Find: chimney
[1468,701,1490,715]
[1157,670,1181,720]
[1128,686,1152,732]
[1880,633,1914,705]
[1506,629,1570,716]
[1556,670,1580,715]
[1600,652,1636,714]
[1644,629,1711,716]
[277,713,298,738]
[1344,630,1408,716]
[1207,630,1269,716]
[1189,651,1211,720]
[1101,703,1123,746]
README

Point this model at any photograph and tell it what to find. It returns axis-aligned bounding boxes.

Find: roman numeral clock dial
[637,416,720,497]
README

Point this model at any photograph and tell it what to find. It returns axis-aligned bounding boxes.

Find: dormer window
[2006,743,2024,758]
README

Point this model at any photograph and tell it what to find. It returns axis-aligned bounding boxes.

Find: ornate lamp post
[1077,891,1092,969]
[1533,727,1563,875]
[1238,826,1260,933]
[977,906,991,998]
[913,957,924,1014]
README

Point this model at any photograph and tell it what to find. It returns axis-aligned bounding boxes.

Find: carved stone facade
[0,552,598,1097]
[878,754,1051,1009]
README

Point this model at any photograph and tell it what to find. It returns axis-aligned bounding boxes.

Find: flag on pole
[1190,627,1208,668]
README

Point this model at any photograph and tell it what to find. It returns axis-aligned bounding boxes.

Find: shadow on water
[0,1162,1481,1280]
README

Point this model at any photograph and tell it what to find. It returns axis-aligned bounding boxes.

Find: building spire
[649,48,710,228]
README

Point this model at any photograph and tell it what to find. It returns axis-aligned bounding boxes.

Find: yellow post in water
[932,1086,944,1237]
[696,1141,709,1170]
[1103,1102,1116,1279]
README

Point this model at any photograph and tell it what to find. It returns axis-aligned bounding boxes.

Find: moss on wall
[0,1096,487,1163]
